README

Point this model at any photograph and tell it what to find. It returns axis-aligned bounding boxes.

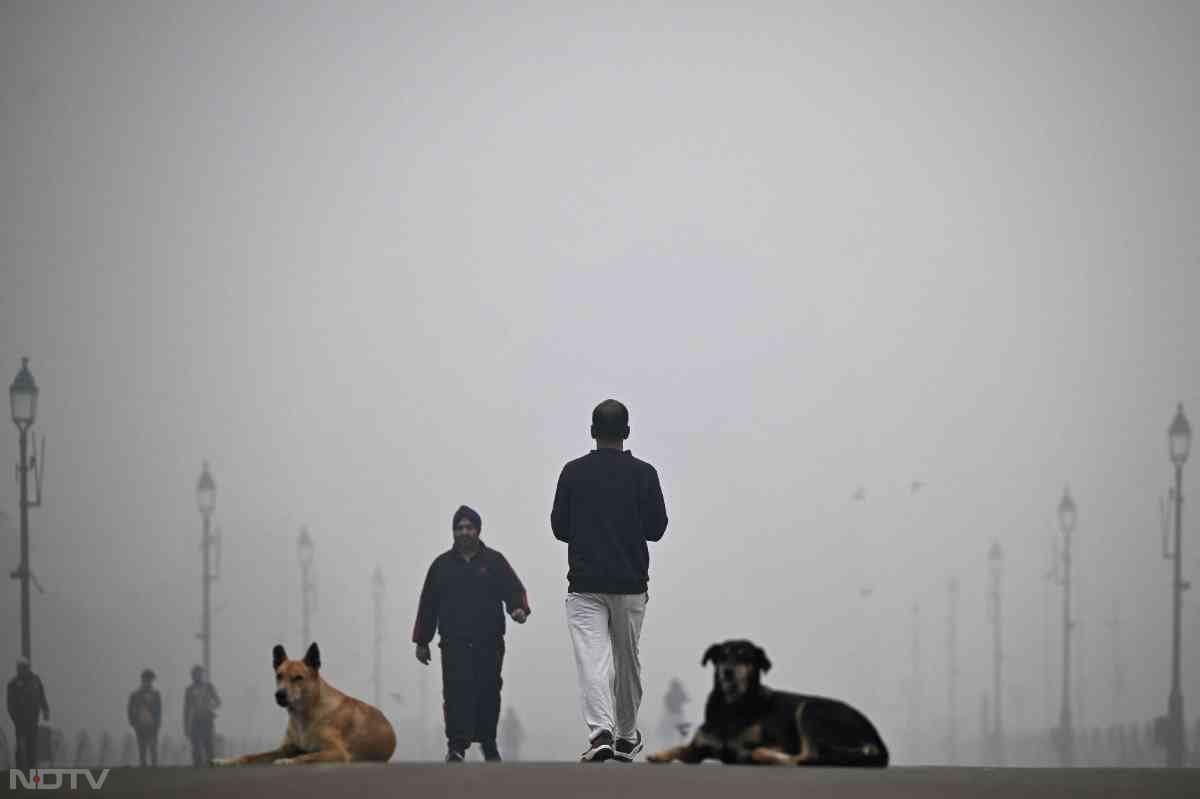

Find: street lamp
[196,462,218,677]
[1164,403,1190,767]
[1056,486,1077,766]
[298,527,316,645]
[196,462,215,517]
[9,358,44,662]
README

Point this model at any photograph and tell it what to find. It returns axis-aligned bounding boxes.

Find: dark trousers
[13,721,37,770]
[136,728,158,766]
[189,718,214,766]
[440,638,504,751]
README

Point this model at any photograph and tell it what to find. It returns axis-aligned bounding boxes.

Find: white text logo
[9,770,111,791]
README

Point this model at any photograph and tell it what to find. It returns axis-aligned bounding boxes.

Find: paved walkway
[7,763,1198,798]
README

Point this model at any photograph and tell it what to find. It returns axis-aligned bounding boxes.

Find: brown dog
[212,642,396,765]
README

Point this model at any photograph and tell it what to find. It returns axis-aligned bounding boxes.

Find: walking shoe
[579,731,615,762]
[614,729,643,762]
[481,741,502,762]
[445,748,465,763]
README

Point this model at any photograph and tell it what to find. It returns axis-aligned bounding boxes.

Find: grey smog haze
[1,0,1198,765]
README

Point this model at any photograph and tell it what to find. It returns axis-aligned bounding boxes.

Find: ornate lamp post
[196,462,218,677]
[1164,403,1190,767]
[298,527,316,645]
[1056,486,1077,766]
[9,358,44,662]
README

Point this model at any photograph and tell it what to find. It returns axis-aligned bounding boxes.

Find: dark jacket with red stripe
[412,542,530,646]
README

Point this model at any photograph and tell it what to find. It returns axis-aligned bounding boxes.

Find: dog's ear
[701,643,723,666]
[303,642,321,671]
[754,645,772,674]
[272,645,287,670]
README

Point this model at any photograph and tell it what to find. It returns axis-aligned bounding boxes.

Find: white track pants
[566,591,648,741]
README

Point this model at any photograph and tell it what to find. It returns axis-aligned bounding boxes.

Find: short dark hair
[591,399,630,441]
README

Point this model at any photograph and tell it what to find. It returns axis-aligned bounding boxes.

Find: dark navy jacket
[551,448,669,594]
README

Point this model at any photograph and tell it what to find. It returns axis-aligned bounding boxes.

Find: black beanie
[452,505,482,532]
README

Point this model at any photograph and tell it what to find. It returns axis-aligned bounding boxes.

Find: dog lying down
[647,639,888,766]
[212,643,396,765]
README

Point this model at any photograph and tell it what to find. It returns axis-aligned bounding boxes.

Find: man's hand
[510,608,527,624]
[415,644,431,665]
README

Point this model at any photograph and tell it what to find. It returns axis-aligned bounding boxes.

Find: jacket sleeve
[411,560,440,645]
[551,466,571,542]
[127,692,137,727]
[153,691,162,728]
[642,465,668,542]
[8,681,17,722]
[36,677,49,716]
[496,553,530,616]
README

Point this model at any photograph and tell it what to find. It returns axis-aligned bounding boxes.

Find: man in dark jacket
[128,668,162,766]
[552,399,668,762]
[6,657,50,770]
[413,505,530,762]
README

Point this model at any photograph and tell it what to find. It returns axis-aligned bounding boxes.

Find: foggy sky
[1,1,1198,763]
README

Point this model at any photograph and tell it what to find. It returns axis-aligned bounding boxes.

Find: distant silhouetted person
[657,677,691,745]
[128,668,162,766]
[553,399,669,762]
[499,707,526,761]
[414,505,530,762]
[183,665,220,766]
[120,732,135,766]
[97,730,114,766]
[6,657,49,770]
[73,729,92,767]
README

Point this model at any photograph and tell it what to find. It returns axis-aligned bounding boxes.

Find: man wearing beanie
[413,505,530,762]
[552,399,669,762]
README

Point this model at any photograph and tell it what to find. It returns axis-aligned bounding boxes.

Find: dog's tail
[815,741,889,768]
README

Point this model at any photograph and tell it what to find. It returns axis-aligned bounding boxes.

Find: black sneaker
[445,748,465,763]
[579,731,615,762]
[481,742,502,762]
[614,729,643,762]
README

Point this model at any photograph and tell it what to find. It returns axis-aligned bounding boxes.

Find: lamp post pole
[196,462,216,678]
[1165,403,1190,768]
[1057,486,1077,766]
[988,541,1005,765]
[9,358,42,663]
[947,577,959,765]
[373,566,384,709]
[298,527,315,645]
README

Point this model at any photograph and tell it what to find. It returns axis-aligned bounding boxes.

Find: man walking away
[128,668,162,766]
[552,399,669,762]
[413,505,530,762]
[6,657,49,771]
[183,665,220,766]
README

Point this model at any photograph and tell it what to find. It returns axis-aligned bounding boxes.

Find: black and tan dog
[212,643,396,765]
[647,639,888,766]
